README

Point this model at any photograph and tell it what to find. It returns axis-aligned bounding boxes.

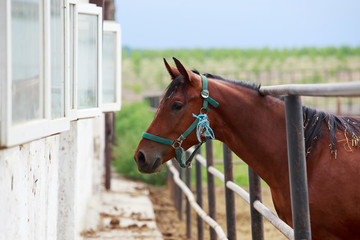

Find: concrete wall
[0,116,105,240]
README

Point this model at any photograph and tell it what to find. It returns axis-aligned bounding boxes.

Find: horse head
[134,58,218,173]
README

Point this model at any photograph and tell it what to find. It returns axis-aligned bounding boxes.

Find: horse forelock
[163,75,186,102]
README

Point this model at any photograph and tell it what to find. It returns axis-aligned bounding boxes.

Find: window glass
[102,32,116,103]
[77,13,98,109]
[51,0,64,118]
[11,0,42,124]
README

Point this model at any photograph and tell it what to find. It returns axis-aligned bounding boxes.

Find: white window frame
[0,0,70,147]
[68,1,103,120]
[67,0,79,120]
[102,21,122,112]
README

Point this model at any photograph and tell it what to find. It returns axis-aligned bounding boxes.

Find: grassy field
[115,47,360,186]
[123,47,360,95]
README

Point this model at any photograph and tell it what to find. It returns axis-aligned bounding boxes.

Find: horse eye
[171,102,183,111]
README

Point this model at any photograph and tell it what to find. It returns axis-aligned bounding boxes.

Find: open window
[68,2,103,119]
[102,21,122,112]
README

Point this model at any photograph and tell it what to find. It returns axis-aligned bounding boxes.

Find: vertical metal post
[196,147,204,240]
[178,166,183,221]
[223,144,236,240]
[166,163,172,191]
[284,95,312,240]
[248,167,264,240]
[104,112,114,190]
[185,152,192,239]
[103,0,115,20]
[206,140,217,240]
[89,0,104,8]
[167,159,175,203]
[172,159,179,208]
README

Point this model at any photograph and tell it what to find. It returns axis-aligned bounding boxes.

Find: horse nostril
[137,151,146,165]
[152,158,161,169]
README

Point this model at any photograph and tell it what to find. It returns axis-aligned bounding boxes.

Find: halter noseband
[142,75,219,168]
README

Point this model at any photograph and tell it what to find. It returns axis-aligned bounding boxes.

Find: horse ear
[173,57,201,85]
[163,58,180,80]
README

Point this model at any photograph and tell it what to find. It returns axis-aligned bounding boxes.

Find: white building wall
[0,116,105,240]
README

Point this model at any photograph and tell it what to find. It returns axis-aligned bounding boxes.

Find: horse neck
[208,80,289,188]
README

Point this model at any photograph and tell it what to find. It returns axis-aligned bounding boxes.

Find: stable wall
[0,116,105,240]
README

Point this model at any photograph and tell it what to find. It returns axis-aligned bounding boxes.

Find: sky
[114,0,360,49]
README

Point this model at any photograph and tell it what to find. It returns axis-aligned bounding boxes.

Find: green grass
[121,46,360,102]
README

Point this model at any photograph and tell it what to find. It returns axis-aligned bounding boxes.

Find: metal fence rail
[259,81,360,96]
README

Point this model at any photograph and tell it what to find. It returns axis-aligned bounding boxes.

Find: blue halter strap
[142,75,219,168]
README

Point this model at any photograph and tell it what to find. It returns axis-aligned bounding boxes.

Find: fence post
[284,95,312,240]
[185,152,192,239]
[172,159,179,211]
[178,166,183,221]
[104,112,114,190]
[248,167,264,240]
[223,144,237,240]
[167,159,175,202]
[196,147,204,240]
[206,140,217,240]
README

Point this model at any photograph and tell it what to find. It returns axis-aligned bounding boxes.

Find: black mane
[193,70,262,93]
[162,71,360,157]
[302,106,360,157]
[202,72,261,93]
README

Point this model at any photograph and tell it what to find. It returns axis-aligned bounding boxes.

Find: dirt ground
[149,185,288,240]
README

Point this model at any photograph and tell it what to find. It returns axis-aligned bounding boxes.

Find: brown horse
[134,58,360,240]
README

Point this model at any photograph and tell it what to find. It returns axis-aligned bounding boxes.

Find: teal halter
[142,75,219,168]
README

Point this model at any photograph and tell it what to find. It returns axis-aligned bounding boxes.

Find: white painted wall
[0,116,105,240]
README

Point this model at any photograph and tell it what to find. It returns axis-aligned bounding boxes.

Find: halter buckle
[172,138,183,148]
[201,90,209,99]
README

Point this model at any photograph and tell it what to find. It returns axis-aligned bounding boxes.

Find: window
[102,21,122,112]
[0,0,69,147]
[0,0,109,147]
[68,3,102,119]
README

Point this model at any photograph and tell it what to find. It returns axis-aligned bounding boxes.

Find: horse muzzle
[134,150,162,173]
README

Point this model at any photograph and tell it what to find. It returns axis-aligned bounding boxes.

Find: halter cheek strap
[200,75,219,112]
[142,75,219,168]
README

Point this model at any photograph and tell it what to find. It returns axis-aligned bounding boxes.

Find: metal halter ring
[200,107,209,114]
[201,90,209,98]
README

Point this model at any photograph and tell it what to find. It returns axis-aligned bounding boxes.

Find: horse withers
[134,58,360,240]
